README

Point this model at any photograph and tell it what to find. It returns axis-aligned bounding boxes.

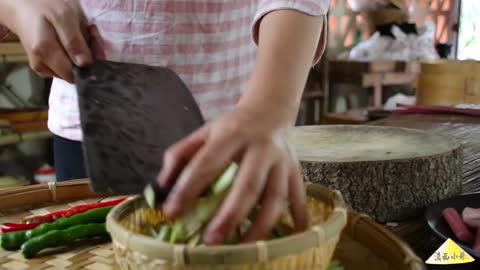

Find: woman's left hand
[158,107,308,245]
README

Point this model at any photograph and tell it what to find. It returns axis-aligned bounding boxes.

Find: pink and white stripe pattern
[45,0,330,141]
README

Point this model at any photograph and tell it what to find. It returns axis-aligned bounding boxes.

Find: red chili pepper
[22,197,127,224]
[1,222,41,233]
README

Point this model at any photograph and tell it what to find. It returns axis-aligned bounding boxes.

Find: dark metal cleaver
[73,60,205,195]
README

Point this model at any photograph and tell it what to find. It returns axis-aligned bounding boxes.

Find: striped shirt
[3,0,329,141]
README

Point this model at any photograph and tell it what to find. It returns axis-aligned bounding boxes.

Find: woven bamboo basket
[334,213,425,270]
[417,60,480,105]
[106,183,348,270]
[0,180,425,270]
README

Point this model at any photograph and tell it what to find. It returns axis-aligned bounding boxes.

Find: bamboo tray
[0,180,425,270]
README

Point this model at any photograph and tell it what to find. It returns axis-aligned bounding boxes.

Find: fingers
[28,19,74,82]
[242,162,288,242]
[88,24,106,59]
[157,126,208,187]
[203,146,274,244]
[45,6,92,67]
[287,163,308,232]
[31,62,55,78]
[163,132,243,219]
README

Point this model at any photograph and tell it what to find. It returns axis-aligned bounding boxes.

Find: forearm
[238,10,323,129]
[0,0,16,30]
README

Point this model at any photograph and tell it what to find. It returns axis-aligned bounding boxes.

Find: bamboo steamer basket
[0,180,425,269]
[107,183,348,270]
[417,60,480,105]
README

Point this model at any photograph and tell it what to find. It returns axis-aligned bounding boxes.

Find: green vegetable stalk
[169,163,238,244]
[21,223,108,258]
[1,206,112,251]
[156,224,171,242]
[327,260,344,270]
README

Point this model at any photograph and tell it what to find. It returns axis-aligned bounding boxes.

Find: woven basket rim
[0,179,107,211]
[106,183,347,265]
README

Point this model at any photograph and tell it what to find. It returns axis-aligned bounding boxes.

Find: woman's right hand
[1,0,92,83]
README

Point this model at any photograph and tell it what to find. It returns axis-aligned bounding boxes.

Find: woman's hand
[0,0,92,82]
[158,108,308,244]
[158,9,324,245]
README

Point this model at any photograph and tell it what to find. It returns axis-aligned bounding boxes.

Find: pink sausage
[442,208,474,243]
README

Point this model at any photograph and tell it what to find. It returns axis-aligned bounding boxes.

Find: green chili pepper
[21,223,107,258]
[0,230,27,250]
[1,206,112,251]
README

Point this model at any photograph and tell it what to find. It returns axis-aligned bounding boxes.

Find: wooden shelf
[0,130,52,146]
[0,42,27,63]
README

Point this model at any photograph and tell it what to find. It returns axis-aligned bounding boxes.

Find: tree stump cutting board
[291,125,463,222]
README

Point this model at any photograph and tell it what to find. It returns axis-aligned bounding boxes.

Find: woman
[0,0,329,245]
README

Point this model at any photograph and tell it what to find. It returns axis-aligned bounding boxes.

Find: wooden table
[371,114,480,270]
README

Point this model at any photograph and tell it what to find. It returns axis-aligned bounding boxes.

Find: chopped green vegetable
[144,185,156,209]
[167,162,239,244]
[211,163,239,194]
[327,260,344,270]
[156,224,171,242]
[169,222,187,244]
[187,233,201,247]
[273,223,293,238]
[21,223,107,258]
[149,227,159,238]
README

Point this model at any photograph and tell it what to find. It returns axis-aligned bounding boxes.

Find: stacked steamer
[417,60,480,105]
[291,125,462,223]
[107,184,348,270]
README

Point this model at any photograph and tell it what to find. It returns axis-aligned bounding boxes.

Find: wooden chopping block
[291,125,463,222]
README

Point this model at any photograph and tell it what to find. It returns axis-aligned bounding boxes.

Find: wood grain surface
[292,125,463,222]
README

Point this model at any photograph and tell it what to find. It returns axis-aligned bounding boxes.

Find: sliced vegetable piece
[211,163,239,194]
[169,222,187,244]
[187,233,201,247]
[273,223,293,238]
[144,185,156,209]
[167,162,239,244]
[156,224,171,242]
[327,260,344,270]
[149,227,159,238]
